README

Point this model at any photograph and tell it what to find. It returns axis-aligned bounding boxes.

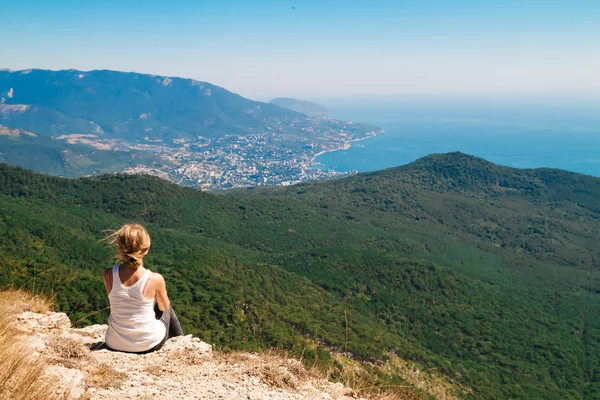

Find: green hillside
[0,153,598,399]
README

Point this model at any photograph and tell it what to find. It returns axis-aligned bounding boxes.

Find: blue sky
[1,0,599,99]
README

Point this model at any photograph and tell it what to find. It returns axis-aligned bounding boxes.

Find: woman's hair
[106,224,151,269]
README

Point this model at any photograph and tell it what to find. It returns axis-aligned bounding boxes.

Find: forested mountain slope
[0,69,375,142]
[0,69,300,140]
[0,132,166,177]
[1,153,598,399]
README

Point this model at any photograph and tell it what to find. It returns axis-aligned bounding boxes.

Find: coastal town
[72,117,381,190]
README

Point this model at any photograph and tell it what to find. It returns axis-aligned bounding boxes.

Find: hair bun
[105,224,151,269]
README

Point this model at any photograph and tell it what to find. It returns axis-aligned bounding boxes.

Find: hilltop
[0,153,598,399]
[270,98,331,116]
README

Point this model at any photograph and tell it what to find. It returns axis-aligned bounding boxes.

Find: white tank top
[105,265,166,352]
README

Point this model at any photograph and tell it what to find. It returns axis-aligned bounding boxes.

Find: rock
[17,311,71,333]
[30,340,47,357]
[158,334,213,362]
[76,324,107,338]
[16,310,364,400]
[46,365,86,398]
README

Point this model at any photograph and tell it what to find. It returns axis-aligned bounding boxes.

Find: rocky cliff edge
[15,311,363,400]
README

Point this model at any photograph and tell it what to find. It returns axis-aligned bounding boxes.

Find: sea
[314,97,600,177]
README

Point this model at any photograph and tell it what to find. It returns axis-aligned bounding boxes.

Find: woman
[102,223,183,353]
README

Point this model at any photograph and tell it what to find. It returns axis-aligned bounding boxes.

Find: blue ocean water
[315,98,600,177]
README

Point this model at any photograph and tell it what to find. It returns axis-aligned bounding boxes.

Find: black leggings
[155,304,184,339]
[148,304,184,351]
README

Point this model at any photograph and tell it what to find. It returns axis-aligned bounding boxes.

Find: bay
[315,98,600,177]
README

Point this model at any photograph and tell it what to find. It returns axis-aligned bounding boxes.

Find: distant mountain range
[0,69,304,141]
[269,97,331,116]
[0,69,378,182]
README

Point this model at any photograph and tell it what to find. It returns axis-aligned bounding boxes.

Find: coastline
[309,129,385,168]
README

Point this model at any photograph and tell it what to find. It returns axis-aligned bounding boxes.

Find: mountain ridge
[0,68,377,142]
[0,68,304,141]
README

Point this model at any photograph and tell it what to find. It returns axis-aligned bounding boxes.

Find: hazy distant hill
[270,97,331,116]
[0,131,166,177]
[0,69,309,142]
[1,152,598,399]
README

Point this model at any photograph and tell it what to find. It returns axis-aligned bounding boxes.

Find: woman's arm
[102,267,113,294]
[153,273,171,312]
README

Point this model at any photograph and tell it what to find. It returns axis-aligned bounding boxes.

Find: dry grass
[48,336,89,360]
[165,344,209,365]
[47,336,90,369]
[381,354,467,400]
[216,349,424,399]
[317,358,425,400]
[0,288,52,314]
[260,365,299,389]
[86,363,128,390]
[144,364,164,376]
[217,350,305,390]
[0,289,63,400]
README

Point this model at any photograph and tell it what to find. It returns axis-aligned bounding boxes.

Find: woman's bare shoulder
[148,272,166,291]
[150,272,165,283]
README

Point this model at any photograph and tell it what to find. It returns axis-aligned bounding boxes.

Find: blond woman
[103,224,183,353]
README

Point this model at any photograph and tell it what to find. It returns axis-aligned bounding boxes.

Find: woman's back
[105,265,166,352]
